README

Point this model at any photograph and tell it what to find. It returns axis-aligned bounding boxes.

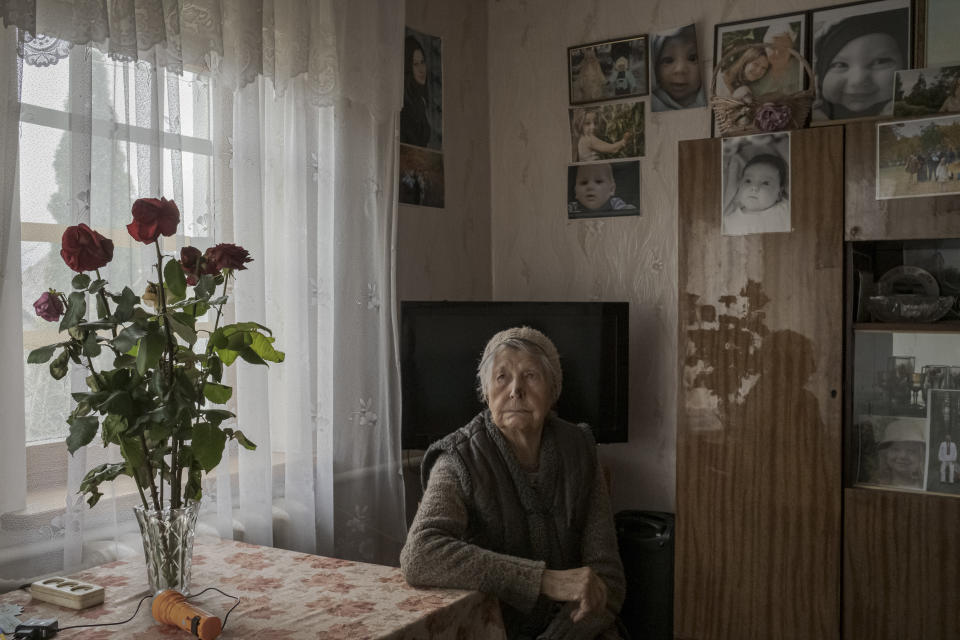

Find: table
[0,537,506,639]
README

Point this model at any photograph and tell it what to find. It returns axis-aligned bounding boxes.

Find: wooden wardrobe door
[675,126,844,640]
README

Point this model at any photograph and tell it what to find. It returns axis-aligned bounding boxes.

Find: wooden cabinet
[676,126,844,640]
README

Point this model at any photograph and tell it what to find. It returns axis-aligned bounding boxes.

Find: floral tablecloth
[0,537,506,639]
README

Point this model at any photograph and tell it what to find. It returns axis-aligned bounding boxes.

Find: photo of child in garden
[568,36,648,105]
[811,1,910,122]
[721,132,791,235]
[568,102,644,163]
[650,24,705,112]
[566,161,641,219]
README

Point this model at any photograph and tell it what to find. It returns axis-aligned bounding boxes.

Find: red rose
[204,243,253,271]
[60,223,115,272]
[126,197,180,244]
[33,291,65,321]
[179,246,217,286]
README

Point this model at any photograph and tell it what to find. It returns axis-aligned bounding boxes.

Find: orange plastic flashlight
[152,589,223,640]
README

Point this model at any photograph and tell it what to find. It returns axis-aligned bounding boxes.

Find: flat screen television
[400,301,629,449]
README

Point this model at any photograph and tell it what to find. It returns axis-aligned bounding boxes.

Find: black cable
[184,586,240,630]
[57,594,151,631]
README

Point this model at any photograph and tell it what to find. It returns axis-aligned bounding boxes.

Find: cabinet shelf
[853,321,960,333]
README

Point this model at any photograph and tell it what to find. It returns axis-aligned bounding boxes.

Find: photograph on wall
[566,160,641,219]
[401,27,442,150]
[714,13,807,102]
[649,24,705,112]
[876,114,960,199]
[568,101,644,163]
[810,0,911,124]
[927,389,960,495]
[720,132,791,236]
[568,35,648,105]
[893,65,960,117]
[916,0,960,67]
[399,144,444,208]
[854,415,928,490]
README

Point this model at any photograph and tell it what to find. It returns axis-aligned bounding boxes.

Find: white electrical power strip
[29,577,105,610]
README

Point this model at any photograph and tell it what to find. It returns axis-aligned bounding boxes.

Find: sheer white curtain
[0,0,406,588]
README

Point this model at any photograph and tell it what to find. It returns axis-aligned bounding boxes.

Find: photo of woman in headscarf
[401,28,442,149]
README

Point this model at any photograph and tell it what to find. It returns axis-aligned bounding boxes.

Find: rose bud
[141,283,160,310]
[127,197,180,244]
[60,223,115,272]
[33,291,65,322]
[204,243,253,271]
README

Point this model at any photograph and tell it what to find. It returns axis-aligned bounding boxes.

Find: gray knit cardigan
[400,410,625,639]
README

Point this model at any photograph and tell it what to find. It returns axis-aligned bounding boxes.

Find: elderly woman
[400,327,625,639]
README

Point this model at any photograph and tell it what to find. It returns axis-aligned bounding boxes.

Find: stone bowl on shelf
[866,295,956,323]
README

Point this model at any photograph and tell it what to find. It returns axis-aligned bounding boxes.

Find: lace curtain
[0,0,405,588]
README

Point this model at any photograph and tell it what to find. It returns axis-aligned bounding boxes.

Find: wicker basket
[711,42,815,137]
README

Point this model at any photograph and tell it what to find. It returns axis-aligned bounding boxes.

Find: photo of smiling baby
[811,0,911,123]
[721,132,791,236]
[650,24,705,112]
[567,161,641,219]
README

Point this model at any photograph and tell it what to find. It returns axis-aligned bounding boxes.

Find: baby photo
[566,161,641,219]
[714,14,807,104]
[568,35,649,105]
[568,102,645,163]
[811,0,911,123]
[650,24,705,112]
[721,132,791,236]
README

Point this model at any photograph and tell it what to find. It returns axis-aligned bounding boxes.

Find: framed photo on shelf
[893,65,960,118]
[713,12,808,100]
[927,389,960,495]
[568,101,645,163]
[876,114,960,200]
[810,0,911,125]
[854,415,928,491]
[915,0,960,67]
[568,35,648,105]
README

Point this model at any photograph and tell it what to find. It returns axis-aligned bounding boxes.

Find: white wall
[487,0,837,513]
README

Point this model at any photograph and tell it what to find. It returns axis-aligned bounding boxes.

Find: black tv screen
[400,301,629,449]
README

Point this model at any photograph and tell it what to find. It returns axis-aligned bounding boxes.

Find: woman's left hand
[540,566,608,622]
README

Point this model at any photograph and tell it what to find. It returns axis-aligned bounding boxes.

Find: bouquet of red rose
[28,198,284,512]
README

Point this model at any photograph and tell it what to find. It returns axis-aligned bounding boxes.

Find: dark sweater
[401,410,625,639]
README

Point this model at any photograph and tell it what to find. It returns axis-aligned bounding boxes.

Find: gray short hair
[476,326,562,404]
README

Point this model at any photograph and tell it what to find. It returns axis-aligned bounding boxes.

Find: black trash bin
[614,510,674,640]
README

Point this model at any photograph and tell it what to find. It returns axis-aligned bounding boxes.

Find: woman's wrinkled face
[885,441,923,479]
[486,348,552,434]
[412,49,427,85]
[656,39,701,104]
[821,33,903,113]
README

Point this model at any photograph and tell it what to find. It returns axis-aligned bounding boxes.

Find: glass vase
[133,501,200,595]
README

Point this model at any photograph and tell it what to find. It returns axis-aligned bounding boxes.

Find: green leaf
[227,429,257,451]
[202,382,232,404]
[27,344,59,364]
[100,391,133,416]
[112,324,149,354]
[249,332,284,363]
[184,460,203,502]
[88,279,107,294]
[66,415,99,454]
[135,331,165,375]
[238,347,267,366]
[192,422,227,472]
[102,414,128,444]
[215,347,239,366]
[49,349,70,380]
[194,274,216,299]
[202,409,235,426]
[207,355,223,382]
[78,462,126,508]
[82,330,101,358]
[112,287,139,323]
[166,313,197,346]
[59,291,87,331]
[164,258,188,298]
[95,292,109,320]
[72,274,91,290]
